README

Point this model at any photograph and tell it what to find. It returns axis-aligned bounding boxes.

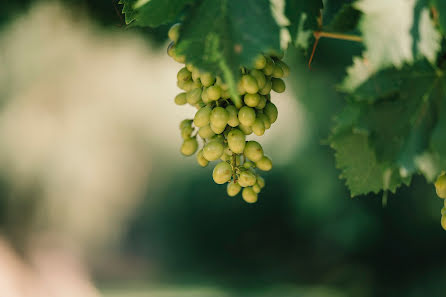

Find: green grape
[194,101,205,110]
[251,118,265,136]
[186,63,195,72]
[227,129,246,154]
[263,57,274,76]
[271,78,286,93]
[256,156,272,171]
[275,60,290,77]
[211,134,225,143]
[227,182,241,196]
[435,173,446,198]
[272,64,284,78]
[211,123,226,134]
[181,138,198,156]
[174,92,187,105]
[207,85,222,101]
[221,153,232,162]
[203,140,224,161]
[173,53,186,64]
[259,79,272,95]
[201,87,211,104]
[194,105,212,127]
[242,75,259,94]
[244,141,263,162]
[244,161,255,169]
[254,55,267,69]
[192,69,201,82]
[213,161,233,184]
[242,187,258,203]
[257,113,271,129]
[168,23,181,42]
[177,67,191,81]
[264,102,278,123]
[210,107,229,128]
[167,42,175,58]
[198,125,215,139]
[238,123,253,135]
[442,215,446,231]
[256,96,267,109]
[224,145,232,155]
[237,80,246,95]
[238,106,256,127]
[441,207,446,216]
[239,171,257,187]
[221,89,231,100]
[186,88,202,105]
[252,184,261,193]
[181,125,194,139]
[256,176,265,188]
[179,119,192,130]
[226,105,240,127]
[197,149,209,167]
[244,93,261,107]
[200,72,216,87]
[250,69,266,89]
[216,77,229,90]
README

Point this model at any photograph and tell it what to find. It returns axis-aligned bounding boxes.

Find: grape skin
[213,162,233,184]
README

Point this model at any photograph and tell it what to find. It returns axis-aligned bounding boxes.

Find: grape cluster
[435,173,446,230]
[167,24,288,203]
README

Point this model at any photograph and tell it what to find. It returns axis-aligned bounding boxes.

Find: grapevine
[168,24,287,203]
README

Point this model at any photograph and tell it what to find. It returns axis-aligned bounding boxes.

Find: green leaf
[328,3,362,33]
[175,0,281,108]
[119,0,196,27]
[285,0,323,49]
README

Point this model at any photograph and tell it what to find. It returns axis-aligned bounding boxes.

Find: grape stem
[231,154,238,183]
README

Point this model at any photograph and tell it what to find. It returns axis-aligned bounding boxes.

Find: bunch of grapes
[435,173,446,230]
[168,24,288,203]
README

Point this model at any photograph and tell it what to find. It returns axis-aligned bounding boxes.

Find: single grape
[181,138,198,156]
[257,113,271,129]
[221,153,232,162]
[168,23,181,43]
[227,129,246,154]
[238,171,257,187]
[238,123,253,135]
[203,140,224,161]
[186,88,202,105]
[264,102,278,123]
[275,60,290,77]
[181,125,194,139]
[256,176,265,188]
[226,105,240,127]
[435,173,446,198]
[237,80,246,95]
[173,54,186,64]
[179,119,192,130]
[242,75,259,94]
[251,118,265,136]
[198,125,215,139]
[442,215,446,231]
[211,134,225,143]
[210,107,229,128]
[271,78,286,93]
[244,161,255,169]
[177,67,191,81]
[259,79,272,96]
[254,55,267,70]
[207,85,222,101]
[250,69,266,89]
[244,93,261,107]
[441,207,446,216]
[272,64,284,78]
[200,72,216,87]
[242,187,258,203]
[192,69,201,82]
[263,57,274,76]
[213,161,233,184]
[238,106,256,127]
[256,96,267,109]
[227,182,242,196]
[197,149,209,167]
[174,92,187,105]
[252,184,261,194]
[167,42,175,58]
[244,141,263,162]
[186,63,195,72]
[256,156,272,171]
[194,105,212,127]
[201,87,211,104]
[210,123,226,134]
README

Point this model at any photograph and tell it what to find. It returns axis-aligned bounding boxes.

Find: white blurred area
[0,1,306,296]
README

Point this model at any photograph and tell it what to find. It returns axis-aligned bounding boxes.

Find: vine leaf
[285,0,323,49]
[327,3,362,33]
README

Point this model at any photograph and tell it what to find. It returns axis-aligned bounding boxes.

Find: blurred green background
[1,1,446,297]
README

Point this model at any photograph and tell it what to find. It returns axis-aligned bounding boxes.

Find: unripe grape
[213,161,233,184]
[174,92,187,105]
[193,105,212,127]
[168,23,181,42]
[271,78,286,93]
[442,215,446,231]
[256,156,272,171]
[226,105,240,127]
[244,141,263,162]
[272,64,284,78]
[256,95,267,109]
[227,182,241,196]
[257,113,271,129]
[207,85,221,101]
[263,57,274,76]
[201,87,211,104]
[239,171,257,187]
[252,184,261,193]
[237,80,246,95]
[238,123,253,135]
[210,107,229,128]
[181,125,194,139]
[179,119,192,130]
[197,149,209,167]
[252,118,265,136]
[244,161,255,169]
[250,69,266,89]
[203,140,224,161]
[238,106,256,127]
[256,176,265,188]
[186,88,202,105]
[242,187,258,203]
[242,75,259,94]
[227,129,246,154]
[264,102,278,123]
[200,72,215,87]
[435,173,446,199]
[259,79,272,95]
[275,60,290,77]
[177,67,191,81]
[244,93,261,107]
[198,125,215,139]
[254,55,267,69]
[181,138,198,156]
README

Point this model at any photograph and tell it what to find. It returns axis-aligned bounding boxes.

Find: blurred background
[0,1,445,297]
